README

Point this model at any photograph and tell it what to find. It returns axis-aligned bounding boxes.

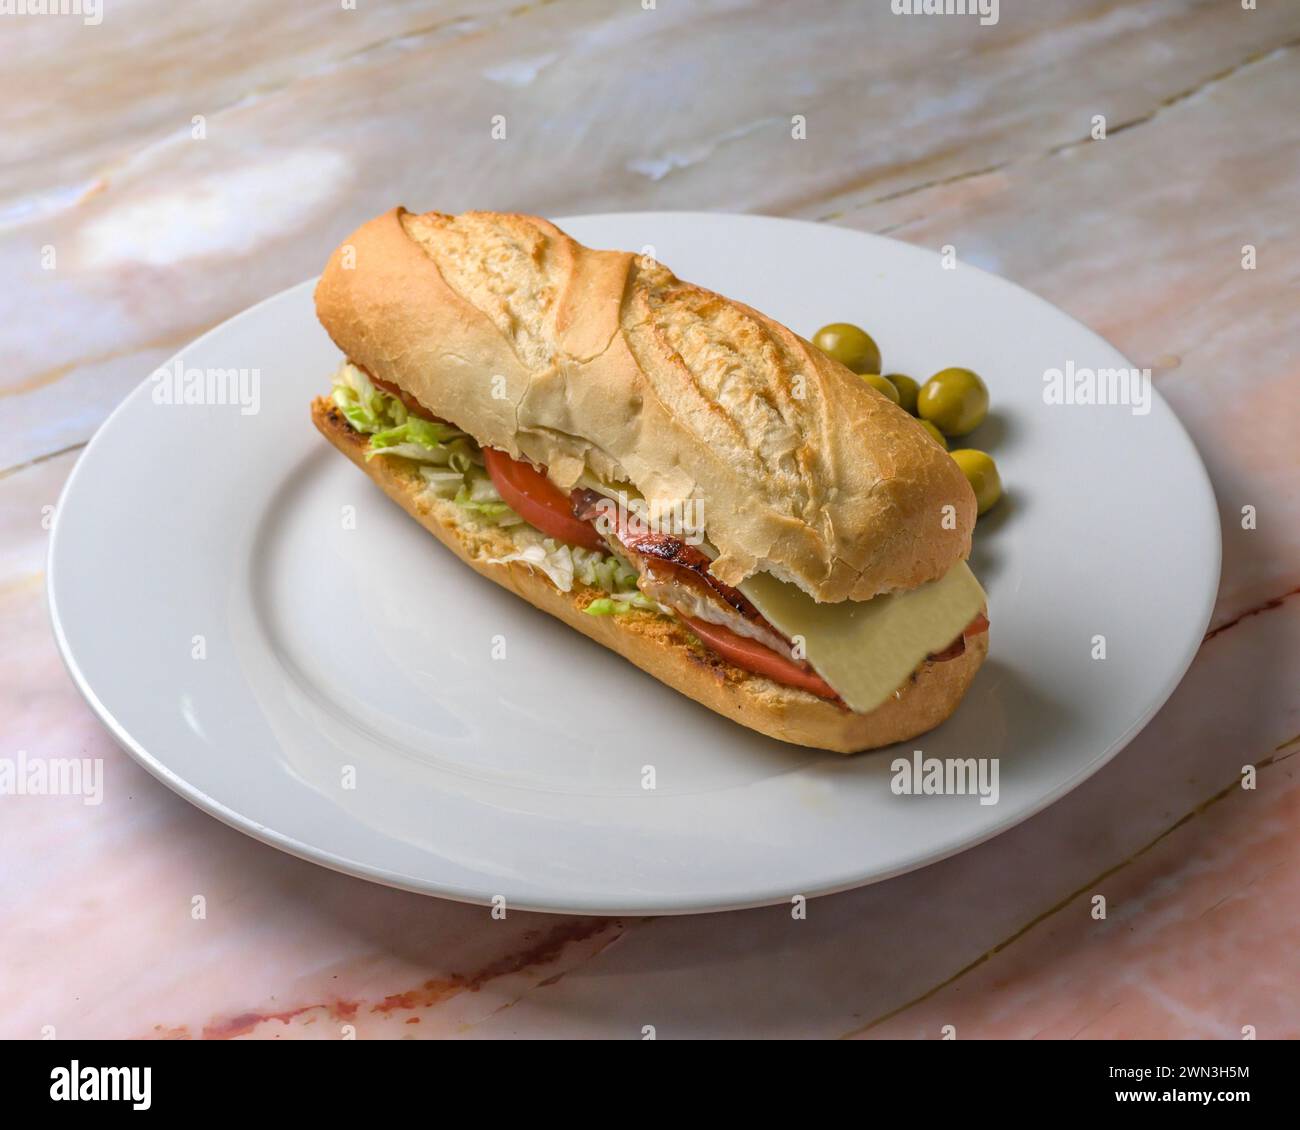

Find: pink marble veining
[1,1,1296,1039]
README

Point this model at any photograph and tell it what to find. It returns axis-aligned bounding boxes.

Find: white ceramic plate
[48,213,1219,915]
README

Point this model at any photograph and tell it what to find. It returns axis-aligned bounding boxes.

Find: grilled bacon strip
[570,488,784,638]
[571,489,758,611]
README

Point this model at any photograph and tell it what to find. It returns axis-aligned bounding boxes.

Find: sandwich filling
[329,362,987,712]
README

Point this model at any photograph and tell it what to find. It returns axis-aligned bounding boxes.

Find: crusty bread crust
[314,207,976,603]
[312,397,987,754]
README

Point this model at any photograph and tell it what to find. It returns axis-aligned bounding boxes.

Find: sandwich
[311,208,988,753]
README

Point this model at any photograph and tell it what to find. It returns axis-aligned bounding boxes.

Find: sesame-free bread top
[314,207,976,602]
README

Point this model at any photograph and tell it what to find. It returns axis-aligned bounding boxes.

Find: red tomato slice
[684,617,839,700]
[482,447,606,552]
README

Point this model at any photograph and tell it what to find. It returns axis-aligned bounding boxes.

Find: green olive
[812,322,881,374]
[950,449,1002,516]
[860,372,900,404]
[918,419,947,449]
[917,367,989,436]
[885,373,919,414]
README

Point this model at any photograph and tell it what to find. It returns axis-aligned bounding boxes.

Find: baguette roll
[312,208,988,752]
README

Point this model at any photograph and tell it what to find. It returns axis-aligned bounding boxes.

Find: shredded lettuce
[585,591,661,616]
[370,416,464,455]
[330,363,401,434]
[573,547,638,592]
[331,364,472,463]
[486,534,576,591]
[328,362,659,613]
[485,531,654,611]
[610,590,662,612]
[331,365,502,524]
[454,486,512,517]
[451,467,516,519]
[417,468,466,497]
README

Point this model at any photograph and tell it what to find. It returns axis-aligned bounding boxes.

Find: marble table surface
[3,1,1297,1039]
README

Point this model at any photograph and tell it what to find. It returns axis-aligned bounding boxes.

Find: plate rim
[46,211,1223,915]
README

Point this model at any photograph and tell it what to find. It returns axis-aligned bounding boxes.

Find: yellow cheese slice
[738,562,987,713]
[570,465,986,713]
